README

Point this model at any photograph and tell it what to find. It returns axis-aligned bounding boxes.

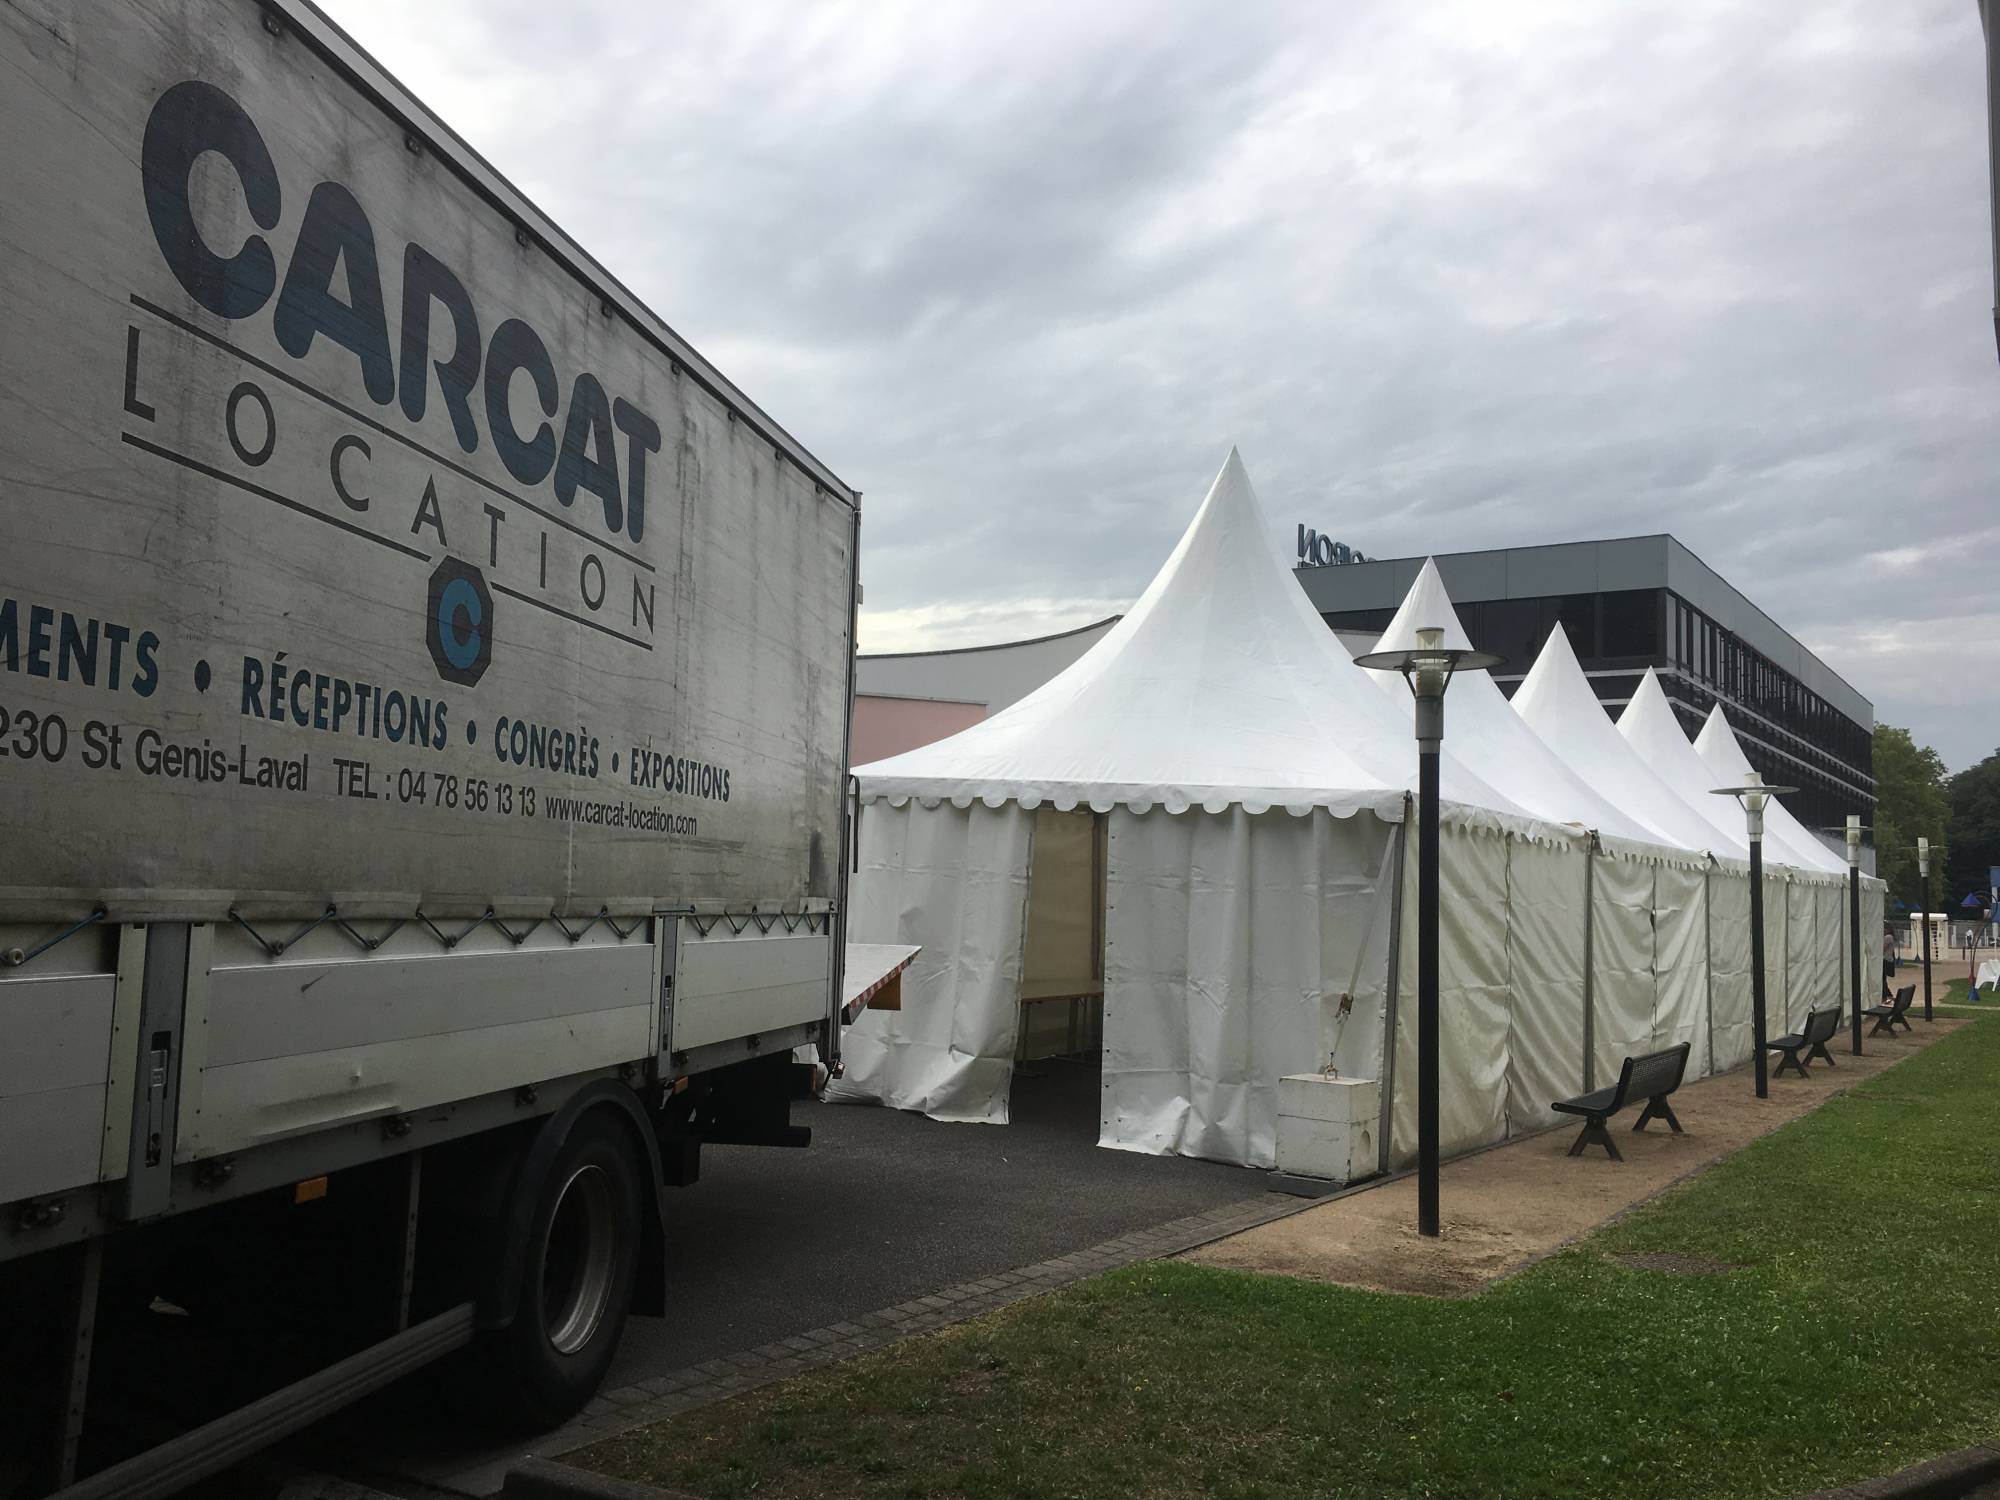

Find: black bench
[1552,1042,1691,1161]
[1861,984,1916,1037]
[1765,1005,1841,1079]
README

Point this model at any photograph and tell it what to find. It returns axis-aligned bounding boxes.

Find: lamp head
[1412,626,1451,701]
[1844,814,1861,867]
[1709,770,1797,843]
[1918,836,1930,876]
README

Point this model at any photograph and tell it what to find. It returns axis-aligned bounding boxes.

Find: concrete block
[1276,1075,1380,1184]
[1277,1073,1379,1125]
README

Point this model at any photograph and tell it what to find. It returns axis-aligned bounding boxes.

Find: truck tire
[486,1110,645,1428]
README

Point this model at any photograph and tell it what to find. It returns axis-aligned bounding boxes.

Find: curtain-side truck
[0,2,864,1493]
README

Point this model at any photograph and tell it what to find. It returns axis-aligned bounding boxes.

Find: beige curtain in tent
[1019,808,1100,1059]
[830,799,1035,1123]
[1390,824,1512,1164]
[1502,838,1589,1134]
[1652,862,1711,1069]
[1100,806,1396,1169]
[1589,850,1659,1088]
[1708,868,1755,1073]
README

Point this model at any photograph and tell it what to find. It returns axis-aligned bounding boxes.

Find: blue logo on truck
[427,558,493,686]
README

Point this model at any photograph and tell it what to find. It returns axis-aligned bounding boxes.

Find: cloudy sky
[324,0,1997,771]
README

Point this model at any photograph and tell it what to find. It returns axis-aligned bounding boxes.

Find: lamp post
[1919,838,1934,1023]
[1355,626,1503,1239]
[1844,816,1864,1056]
[1712,772,1798,1099]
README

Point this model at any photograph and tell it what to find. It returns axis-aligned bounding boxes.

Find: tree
[1871,724,1949,909]
[1946,749,2000,911]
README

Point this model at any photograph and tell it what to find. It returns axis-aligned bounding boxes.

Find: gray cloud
[328,0,1999,769]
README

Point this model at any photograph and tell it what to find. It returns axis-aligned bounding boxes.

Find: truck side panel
[0,0,856,924]
[185,926,655,1157]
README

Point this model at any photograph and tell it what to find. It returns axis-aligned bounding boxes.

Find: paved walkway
[1189,1018,1960,1295]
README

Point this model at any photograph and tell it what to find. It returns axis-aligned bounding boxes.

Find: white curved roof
[855,450,1543,826]
[1692,704,1849,876]
[1510,630,1732,855]
[1364,562,1670,849]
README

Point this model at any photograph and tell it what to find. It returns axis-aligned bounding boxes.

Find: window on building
[1480,598,1543,670]
[1558,594,1597,657]
[1599,589,1661,660]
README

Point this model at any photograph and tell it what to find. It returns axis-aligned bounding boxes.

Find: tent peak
[1370,556,1475,656]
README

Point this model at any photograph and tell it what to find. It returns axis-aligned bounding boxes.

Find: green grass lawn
[579,1015,2000,1500]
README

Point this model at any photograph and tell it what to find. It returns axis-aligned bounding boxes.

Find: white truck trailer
[0,2,863,1493]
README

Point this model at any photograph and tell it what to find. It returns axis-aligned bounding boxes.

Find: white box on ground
[1275,1073,1379,1183]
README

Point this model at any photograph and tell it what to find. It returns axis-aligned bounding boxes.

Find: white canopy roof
[1615,671,1759,861]
[1692,705,1849,876]
[855,451,1539,824]
[1509,629,1732,855]
[1364,562,1668,849]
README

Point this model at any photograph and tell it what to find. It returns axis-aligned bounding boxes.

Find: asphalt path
[610,1057,1263,1378]
[274,1058,1264,1494]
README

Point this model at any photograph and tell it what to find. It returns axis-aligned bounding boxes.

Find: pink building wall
[851,694,985,767]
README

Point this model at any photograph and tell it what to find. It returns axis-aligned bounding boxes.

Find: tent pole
[1376,803,1410,1180]
[1701,858,1716,1077]
[1582,834,1598,1092]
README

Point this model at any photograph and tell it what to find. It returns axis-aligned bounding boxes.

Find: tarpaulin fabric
[1765,870,1793,1036]
[1862,879,1886,996]
[1708,868,1755,1072]
[1812,880,1846,1021]
[1501,836,1589,1133]
[1653,862,1711,1066]
[1590,850,1659,1087]
[1511,630,1733,857]
[855,451,1558,844]
[829,798,1034,1122]
[1616,672,1753,862]
[1100,806,1396,1168]
[1692,707,1850,877]
[1364,563,1668,850]
[1390,824,1513,1164]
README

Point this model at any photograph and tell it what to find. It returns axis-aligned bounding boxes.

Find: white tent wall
[830,799,1036,1122]
[1390,823,1516,1164]
[1100,805,1397,1169]
[1653,862,1711,1067]
[1589,850,1660,1089]
[1812,879,1845,1020]
[1763,871,1792,1037]
[1785,879,1818,1032]
[1862,879,1886,995]
[1501,836,1590,1135]
[1708,868,1755,1071]
[1018,808,1102,1060]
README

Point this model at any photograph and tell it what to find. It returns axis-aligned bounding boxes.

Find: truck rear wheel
[487,1111,645,1428]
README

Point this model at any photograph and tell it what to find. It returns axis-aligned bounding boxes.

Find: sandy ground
[1187,1018,1964,1297]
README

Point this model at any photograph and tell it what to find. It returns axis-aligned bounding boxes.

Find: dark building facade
[1295,535,1874,847]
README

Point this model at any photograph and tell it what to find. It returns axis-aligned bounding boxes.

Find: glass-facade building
[1295,536,1874,846]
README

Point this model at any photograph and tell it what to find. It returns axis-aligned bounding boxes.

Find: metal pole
[1849,863,1863,1056]
[1417,741,1440,1238]
[1749,837,1768,1098]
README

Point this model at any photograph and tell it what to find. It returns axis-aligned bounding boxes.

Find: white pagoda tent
[836,451,1565,1167]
